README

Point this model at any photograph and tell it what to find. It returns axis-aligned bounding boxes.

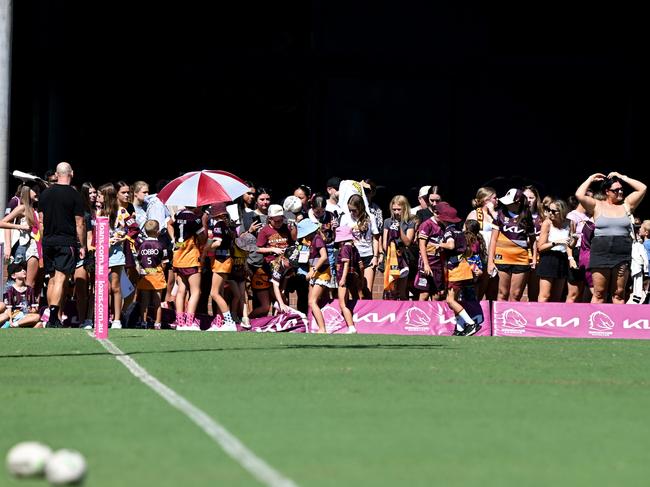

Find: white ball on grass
[45,449,87,485]
[6,441,53,477]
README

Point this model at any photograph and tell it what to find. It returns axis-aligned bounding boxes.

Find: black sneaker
[46,319,63,329]
[452,329,464,336]
[461,323,481,336]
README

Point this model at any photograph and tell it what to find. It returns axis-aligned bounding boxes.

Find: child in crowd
[640,220,650,294]
[206,203,237,331]
[1,262,43,328]
[464,219,487,279]
[415,204,445,301]
[270,248,298,313]
[230,234,256,328]
[169,206,207,330]
[136,220,168,330]
[299,219,334,334]
[436,203,481,336]
[335,225,362,334]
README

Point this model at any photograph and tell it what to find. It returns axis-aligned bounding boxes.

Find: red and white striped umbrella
[158,170,249,207]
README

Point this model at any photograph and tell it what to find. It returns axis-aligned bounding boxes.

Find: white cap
[268,204,284,218]
[418,185,431,198]
[499,188,522,206]
[283,195,303,213]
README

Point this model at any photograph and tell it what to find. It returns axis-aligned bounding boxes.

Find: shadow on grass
[0,342,449,359]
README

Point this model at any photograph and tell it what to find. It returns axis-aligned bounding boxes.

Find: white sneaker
[111,320,122,329]
[346,325,357,334]
[82,319,94,330]
[220,321,238,332]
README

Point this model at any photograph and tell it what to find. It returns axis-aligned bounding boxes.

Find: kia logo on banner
[309,300,491,336]
[491,302,650,340]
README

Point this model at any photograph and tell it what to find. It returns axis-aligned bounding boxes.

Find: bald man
[38,162,86,328]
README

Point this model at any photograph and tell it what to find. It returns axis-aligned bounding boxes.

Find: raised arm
[608,172,648,212]
[575,173,605,214]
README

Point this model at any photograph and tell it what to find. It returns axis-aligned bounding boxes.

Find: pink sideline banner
[94,217,109,339]
[492,301,650,339]
[308,300,491,336]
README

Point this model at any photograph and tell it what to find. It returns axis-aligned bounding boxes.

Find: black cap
[326,176,341,190]
[7,262,26,276]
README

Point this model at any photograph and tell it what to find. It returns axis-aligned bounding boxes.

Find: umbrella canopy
[158,170,249,207]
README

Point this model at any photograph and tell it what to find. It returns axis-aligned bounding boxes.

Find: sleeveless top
[594,215,630,237]
[548,223,570,253]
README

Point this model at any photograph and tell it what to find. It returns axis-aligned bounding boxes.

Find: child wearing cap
[436,203,481,336]
[253,204,298,317]
[335,225,362,333]
[136,220,168,329]
[1,262,43,328]
[206,203,237,331]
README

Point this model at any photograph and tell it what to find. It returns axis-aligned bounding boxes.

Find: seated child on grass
[1,262,43,328]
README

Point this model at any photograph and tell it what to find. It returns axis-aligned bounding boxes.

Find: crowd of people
[1,163,648,333]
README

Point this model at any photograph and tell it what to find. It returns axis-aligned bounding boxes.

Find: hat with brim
[211,202,229,216]
[435,201,461,223]
[268,204,284,218]
[499,188,524,206]
[235,234,257,252]
[297,219,320,239]
[335,225,354,243]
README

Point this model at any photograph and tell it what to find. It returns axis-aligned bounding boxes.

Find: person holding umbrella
[157,170,251,328]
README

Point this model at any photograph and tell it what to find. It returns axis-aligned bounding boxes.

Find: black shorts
[495,263,530,274]
[43,245,78,276]
[360,255,374,269]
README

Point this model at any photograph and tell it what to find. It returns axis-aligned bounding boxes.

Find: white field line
[92,334,299,487]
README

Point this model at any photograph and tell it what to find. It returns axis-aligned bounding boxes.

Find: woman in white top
[1,185,41,290]
[465,187,498,300]
[536,199,576,302]
[340,194,380,299]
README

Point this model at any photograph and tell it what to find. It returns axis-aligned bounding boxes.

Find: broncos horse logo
[500,308,527,329]
[589,311,615,331]
[320,305,346,333]
[405,307,431,327]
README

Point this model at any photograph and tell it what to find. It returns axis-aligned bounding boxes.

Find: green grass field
[2,330,649,486]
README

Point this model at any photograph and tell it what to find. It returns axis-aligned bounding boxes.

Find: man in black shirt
[38,162,86,328]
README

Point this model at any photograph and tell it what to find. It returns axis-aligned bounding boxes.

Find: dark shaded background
[8,1,647,215]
